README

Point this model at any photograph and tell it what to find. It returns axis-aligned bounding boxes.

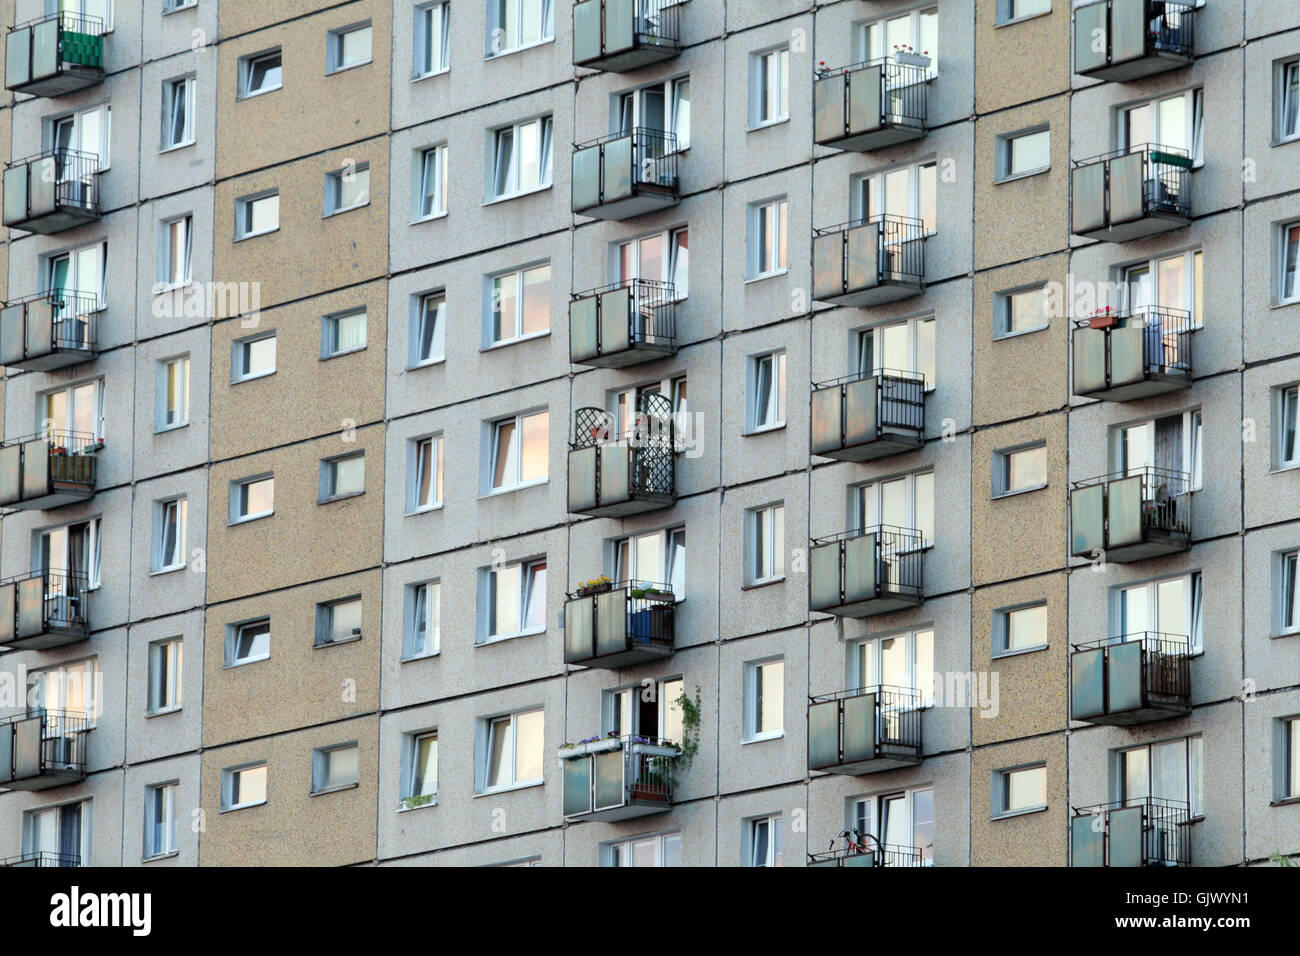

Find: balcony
[573,0,681,72]
[561,734,680,822]
[568,398,676,518]
[0,851,80,867]
[0,569,91,652]
[813,215,925,306]
[0,290,99,371]
[809,526,924,617]
[570,279,676,369]
[810,370,925,462]
[4,12,104,97]
[1072,307,1193,401]
[808,686,923,775]
[1071,145,1192,243]
[1071,798,1190,867]
[0,710,89,791]
[0,431,99,511]
[814,58,930,152]
[3,148,101,234]
[564,580,675,669]
[1071,633,1191,726]
[1074,0,1194,83]
[1070,467,1191,563]
[808,832,925,868]
[572,128,679,221]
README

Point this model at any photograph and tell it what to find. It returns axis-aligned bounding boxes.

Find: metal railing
[1074,631,1192,701]
[809,829,925,867]
[8,148,101,214]
[1074,305,1193,378]
[626,0,680,48]
[571,392,676,496]
[1074,143,1192,219]
[576,126,679,190]
[13,11,105,36]
[1071,466,1191,535]
[1073,797,1191,866]
[815,213,927,285]
[560,734,680,816]
[810,684,924,752]
[811,524,926,599]
[816,55,930,124]
[1,428,100,486]
[565,579,676,652]
[0,850,81,868]
[571,278,677,351]
[0,708,90,774]
[812,368,926,434]
[0,567,92,630]
[1146,0,1195,55]
[3,289,100,353]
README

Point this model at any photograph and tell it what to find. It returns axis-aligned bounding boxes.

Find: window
[326,164,370,215]
[239,51,282,98]
[232,333,276,382]
[856,316,936,388]
[46,241,106,315]
[857,5,939,72]
[617,76,691,150]
[24,801,89,867]
[489,263,550,343]
[616,227,689,298]
[996,285,1049,337]
[1278,385,1300,468]
[416,144,448,219]
[854,471,935,544]
[222,763,268,810]
[995,765,1047,816]
[59,0,113,30]
[48,104,110,168]
[163,0,196,11]
[855,161,938,234]
[316,596,362,646]
[38,519,101,591]
[235,192,279,239]
[152,497,187,572]
[1118,572,1203,654]
[403,731,438,802]
[611,376,689,446]
[745,504,785,585]
[851,629,934,704]
[1122,249,1203,327]
[313,743,359,792]
[744,658,784,741]
[1282,718,1300,800]
[482,558,547,642]
[1113,410,1202,490]
[747,199,788,278]
[612,527,686,599]
[41,379,104,440]
[747,351,786,432]
[488,410,549,491]
[604,677,684,743]
[404,581,441,659]
[327,23,373,72]
[853,786,935,863]
[28,659,98,724]
[1281,222,1300,304]
[746,815,784,867]
[162,75,195,149]
[481,709,544,791]
[159,215,192,287]
[410,435,444,512]
[749,47,789,127]
[230,475,274,523]
[144,782,178,859]
[489,116,554,199]
[1123,89,1203,164]
[415,2,450,77]
[320,453,365,500]
[1118,736,1203,817]
[147,638,183,714]
[1280,59,1300,143]
[227,618,270,666]
[412,292,446,365]
[321,309,366,358]
[995,603,1048,655]
[998,128,1049,180]
[1277,551,1299,636]
[155,356,190,431]
[606,832,681,867]
[996,0,1050,25]
[994,443,1047,496]
[487,0,554,56]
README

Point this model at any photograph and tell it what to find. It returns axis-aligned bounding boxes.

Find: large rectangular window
[744,658,784,741]
[749,47,789,127]
[489,411,548,491]
[481,709,544,791]
[850,628,934,704]
[487,0,554,56]
[747,199,788,279]
[1123,89,1203,164]
[1118,572,1203,654]
[489,263,550,343]
[612,527,685,599]
[855,161,938,234]
[1119,737,1203,817]
[853,786,935,864]
[489,116,553,200]
[853,471,935,544]
[483,558,547,642]
[1113,410,1202,490]
[856,6,938,72]
[747,351,786,432]
[856,315,936,388]
[415,2,450,77]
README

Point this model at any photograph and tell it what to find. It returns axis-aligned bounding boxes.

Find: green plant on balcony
[629,582,673,600]
[401,793,435,810]
[575,575,613,597]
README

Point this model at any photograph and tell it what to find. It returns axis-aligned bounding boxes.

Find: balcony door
[46,244,104,349]
[611,527,685,599]
[40,519,101,597]
[1118,573,1202,653]
[855,5,938,76]
[850,629,934,706]
[854,161,937,234]
[24,801,87,866]
[853,472,934,543]
[41,380,103,445]
[1123,90,1202,162]
[49,106,108,200]
[604,677,684,744]
[1119,737,1203,816]
[1114,411,1201,489]
[617,77,690,149]
[852,786,934,864]
[856,316,935,387]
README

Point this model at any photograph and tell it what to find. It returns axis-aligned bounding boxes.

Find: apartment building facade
[0,0,1297,868]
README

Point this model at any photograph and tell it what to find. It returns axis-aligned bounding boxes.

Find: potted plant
[575,575,613,598]
[892,44,931,68]
[400,793,435,811]
[815,60,831,79]
[1088,306,1119,330]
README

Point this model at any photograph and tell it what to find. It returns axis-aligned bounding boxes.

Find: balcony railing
[814,58,930,152]
[1072,307,1194,401]
[568,397,676,517]
[1070,467,1191,563]
[3,148,101,234]
[573,0,681,72]
[813,214,926,306]
[0,568,91,653]
[0,289,99,371]
[570,279,677,368]
[564,580,675,669]
[1071,144,1193,243]
[0,430,99,511]
[561,734,680,821]
[1074,0,1195,83]
[809,525,924,617]
[810,369,925,462]
[808,685,924,775]
[4,12,104,97]
[0,709,89,791]
[1071,633,1192,726]
[572,127,679,220]
[1072,797,1191,867]
[0,851,81,867]
[808,831,926,868]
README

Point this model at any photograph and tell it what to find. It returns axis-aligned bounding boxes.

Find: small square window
[232,333,276,382]
[995,764,1046,816]
[996,603,1048,654]
[998,128,1049,180]
[994,444,1047,496]
[235,192,279,239]
[744,658,784,741]
[326,164,370,216]
[227,618,270,666]
[223,764,267,811]
[231,475,274,523]
[239,51,282,98]
[328,24,373,73]
[996,285,1049,337]
[316,596,362,647]
[320,453,365,501]
[322,308,366,357]
[313,743,359,793]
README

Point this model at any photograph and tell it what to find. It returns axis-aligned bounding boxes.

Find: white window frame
[312,742,360,793]
[853,161,938,235]
[995,284,1050,338]
[159,214,193,289]
[28,658,99,724]
[315,595,362,647]
[231,332,276,383]
[995,0,1051,27]
[1280,221,1300,305]
[994,764,1048,817]
[1277,384,1300,468]
[487,116,554,201]
[326,22,373,74]
[321,308,367,359]
[855,315,937,390]
[748,47,789,129]
[852,471,936,545]
[45,240,107,310]
[411,290,447,367]
[486,410,549,493]
[155,355,190,432]
[402,730,439,803]
[480,557,547,643]
[414,1,450,78]
[743,657,785,741]
[849,628,935,704]
[147,637,183,715]
[319,452,365,502]
[144,782,179,859]
[226,618,270,667]
[478,708,545,793]
[1283,717,1300,800]
[614,226,690,299]
[605,831,682,867]
[1116,736,1204,817]
[1121,88,1204,166]
[415,144,448,220]
[746,198,788,280]
[1115,571,1204,655]
[855,5,939,74]
[221,762,268,811]
[404,580,441,660]
[1279,58,1300,144]
[1119,249,1203,327]
[611,527,686,600]
[47,103,111,168]
[24,799,91,866]
[610,376,689,448]
[37,518,102,590]
[852,785,936,864]
[325,164,371,216]
[1111,409,1203,491]
[161,75,195,150]
[409,434,444,513]
[746,350,786,433]
[1276,550,1300,637]
[746,815,784,867]
[487,262,551,345]
[152,496,187,573]
[997,127,1050,181]
[235,191,279,240]
[229,474,274,524]
[993,442,1048,497]
[616,75,691,150]
[602,676,684,742]
[163,0,196,12]
[745,503,785,586]
[994,602,1048,656]
[486,0,555,58]
[238,50,282,99]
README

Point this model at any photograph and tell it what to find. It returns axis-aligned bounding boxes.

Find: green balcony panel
[0,583,13,646]
[807,699,839,770]
[843,375,879,449]
[1108,325,1145,388]
[1107,474,1143,550]
[844,853,877,867]
[1108,151,1145,225]
[1070,482,1105,556]
[572,0,602,64]
[566,446,599,513]
[562,756,592,817]
[845,222,880,293]
[1107,638,1144,714]
[593,749,624,811]
[572,0,681,72]
[569,294,599,365]
[809,384,843,457]
[601,136,634,207]
[1072,327,1108,395]
[812,230,845,301]
[1109,804,1145,867]
[598,441,631,508]
[1074,1,1109,75]
[4,28,30,90]
[20,439,48,501]
[841,692,877,765]
[32,19,58,79]
[13,716,42,780]
[843,532,878,606]
[603,0,635,57]
[1070,162,1107,235]
[594,589,627,659]
[571,145,602,213]
[809,541,841,612]
[1111,0,1146,63]
[1072,814,1105,867]
[0,443,20,506]
[848,66,884,140]
[1071,646,1106,721]
[599,287,632,354]
[16,576,45,640]
[564,594,594,664]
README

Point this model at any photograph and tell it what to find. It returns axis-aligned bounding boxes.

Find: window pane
[758,661,783,733]
[248,194,278,234]
[519,412,548,482]
[487,717,512,788]
[492,420,518,488]
[336,168,369,209]
[330,456,365,496]
[323,746,358,788]
[490,564,521,636]
[234,766,266,805]
[1006,767,1045,810]
[1008,288,1046,332]
[521,265,550,335]
[241,477,273,516]
[1007,605,1046,650]
[339,27,372,68]
[1008,446,1046,490]
[414,735,438,796]
[513,710,544,782]
[523,562,546,630]
[1008,130,1049,176]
